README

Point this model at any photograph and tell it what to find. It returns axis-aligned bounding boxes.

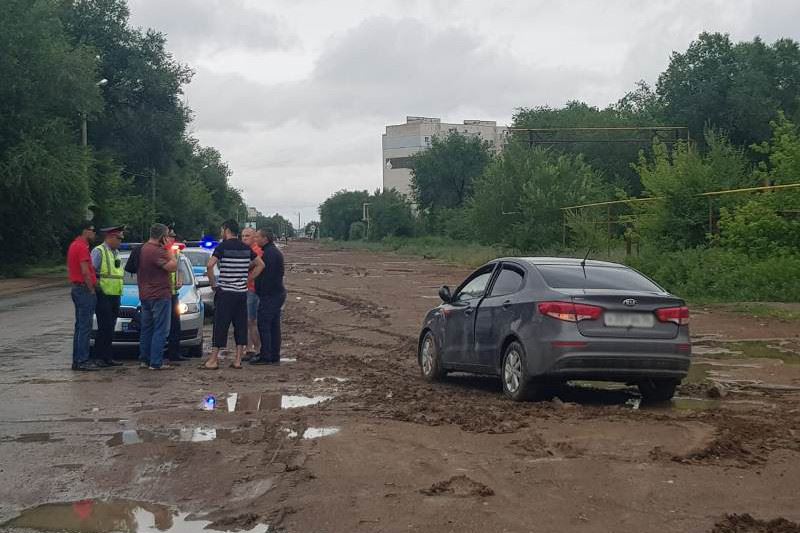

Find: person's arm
[159,247,178,273]
[207,255,219,290]
[249,256,265,283]
[80,261,95,292]
[90,247,102,272]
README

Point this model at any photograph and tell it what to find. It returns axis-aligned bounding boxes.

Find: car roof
[497,257,626,268]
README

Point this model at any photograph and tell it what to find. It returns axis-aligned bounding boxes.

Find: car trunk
[564,289,683,339]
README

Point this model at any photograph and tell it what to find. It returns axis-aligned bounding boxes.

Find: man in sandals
[202,220,264,370]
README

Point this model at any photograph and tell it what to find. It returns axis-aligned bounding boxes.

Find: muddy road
[1,241,800,532]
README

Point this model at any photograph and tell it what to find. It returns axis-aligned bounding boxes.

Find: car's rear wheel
[638,378,678,403]
[502,341,539,401]
[419,331,445,381]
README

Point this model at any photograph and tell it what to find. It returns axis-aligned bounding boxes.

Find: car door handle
[502,300,512,310]
[464,307,474,316]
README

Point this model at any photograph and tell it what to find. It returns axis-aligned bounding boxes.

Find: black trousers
[165,293,181,359]
[212,290,247,348]
[95,291,120,361]
[257,291,286,361]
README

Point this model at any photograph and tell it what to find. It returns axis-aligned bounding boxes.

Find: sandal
[229,363,243,369]
[198,363,219,370]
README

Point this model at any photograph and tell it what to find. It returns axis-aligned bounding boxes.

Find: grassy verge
[323,237,800,304]
[723,303,800,321]
[324,236,512,268]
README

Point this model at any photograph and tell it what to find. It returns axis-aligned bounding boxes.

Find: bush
[348,221,366,241]
[628,246,800,302]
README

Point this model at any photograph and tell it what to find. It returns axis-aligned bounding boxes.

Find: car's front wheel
[419,331,445,382]
[502,341,539,402]
[638,378,678,403]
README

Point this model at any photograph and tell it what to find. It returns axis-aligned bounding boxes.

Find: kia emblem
[623,298,637,307]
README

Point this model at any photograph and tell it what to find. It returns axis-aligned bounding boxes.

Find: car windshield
[535,265,664,292]
[182,249,211,267]
[121,254,193,286]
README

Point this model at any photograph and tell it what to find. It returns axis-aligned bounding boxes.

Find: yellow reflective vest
[95,244,124,296]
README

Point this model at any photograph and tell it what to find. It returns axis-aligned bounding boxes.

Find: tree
[256,213,294,238]
[657,33,800,150]
[367,189,415,240]
[468,145,609,250]
[319,190,370,240]
[410,132,493,210]
[512,100,664,196]
[633,132,754,249]
[0,0,103,269]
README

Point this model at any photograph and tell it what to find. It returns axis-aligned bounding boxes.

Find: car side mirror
[196,279,210,288]
[438,285,452,303]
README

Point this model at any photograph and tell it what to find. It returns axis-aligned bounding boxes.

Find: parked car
[417,257,691,402]
[91,251,205,357]
[181,247,217,313]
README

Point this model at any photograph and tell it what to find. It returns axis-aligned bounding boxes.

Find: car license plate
[604,312,655,328]
[122,321,135,332]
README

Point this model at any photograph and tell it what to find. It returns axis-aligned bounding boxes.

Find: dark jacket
[255,242,285,297]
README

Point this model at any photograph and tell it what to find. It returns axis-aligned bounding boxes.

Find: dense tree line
[0,0,245,273]
[318,32,800,299]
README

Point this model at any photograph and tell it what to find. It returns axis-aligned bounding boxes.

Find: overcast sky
[127,0,800,226]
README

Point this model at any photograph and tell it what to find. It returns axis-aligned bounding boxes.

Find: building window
[386,157,415,169]
[424,136,430,146]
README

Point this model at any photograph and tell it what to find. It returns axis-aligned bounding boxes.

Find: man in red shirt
[67,221,98,371]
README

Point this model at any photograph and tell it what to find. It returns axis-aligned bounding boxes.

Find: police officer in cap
[91,225,126,367]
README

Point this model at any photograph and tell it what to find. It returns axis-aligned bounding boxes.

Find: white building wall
[381,117,508,199]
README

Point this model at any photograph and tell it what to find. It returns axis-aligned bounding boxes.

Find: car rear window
[535,265,663,292]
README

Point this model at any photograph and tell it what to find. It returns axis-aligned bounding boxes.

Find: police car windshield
[182,249,211,267]
[120,254,193,286]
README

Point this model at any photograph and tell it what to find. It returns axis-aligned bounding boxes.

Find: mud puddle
[222,392,333,412]
[694,340,800,364]
[106,427,231,447]
[2,499,270,532]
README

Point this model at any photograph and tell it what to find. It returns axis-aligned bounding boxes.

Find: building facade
[382,116,508,198]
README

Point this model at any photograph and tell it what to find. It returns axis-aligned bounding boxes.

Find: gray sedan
[417,257,691,402]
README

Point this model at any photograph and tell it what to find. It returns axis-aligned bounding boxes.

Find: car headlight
[179,302,200,314]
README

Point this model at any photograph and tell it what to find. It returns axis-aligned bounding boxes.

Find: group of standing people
[201,220,286,370]
[67,219,286,372]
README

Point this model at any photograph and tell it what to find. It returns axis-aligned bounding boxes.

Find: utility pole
[151,170,156,222]
[297,212,301,238]
[362,202,371,239]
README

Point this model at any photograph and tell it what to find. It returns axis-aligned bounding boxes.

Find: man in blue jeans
[136,223,178,370]
[67,222,99,371]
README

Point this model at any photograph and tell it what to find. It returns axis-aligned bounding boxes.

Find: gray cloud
[128,0,296,59]
[187,17,611,132]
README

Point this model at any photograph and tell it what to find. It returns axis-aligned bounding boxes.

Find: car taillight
[538,301,603,322]
[656,306,690,326]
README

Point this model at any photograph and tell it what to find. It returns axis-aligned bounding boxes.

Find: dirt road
[1,241,799,532]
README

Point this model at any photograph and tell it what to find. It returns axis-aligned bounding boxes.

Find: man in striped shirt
[201,220,264,370]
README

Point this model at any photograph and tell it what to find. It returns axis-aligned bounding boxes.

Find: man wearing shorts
[201,220,264,370]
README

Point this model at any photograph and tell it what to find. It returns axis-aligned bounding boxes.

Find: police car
[90,248,205,357]
[183,239,218,312]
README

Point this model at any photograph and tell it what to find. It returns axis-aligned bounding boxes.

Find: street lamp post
[82,79,108,147]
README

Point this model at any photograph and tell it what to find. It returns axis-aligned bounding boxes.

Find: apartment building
[382,116,508,198]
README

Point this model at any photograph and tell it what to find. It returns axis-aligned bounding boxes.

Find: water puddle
[1,433,64,444]
[302,427,340,439]
[632,396,721,411]
[279,395,332,409]
[312,376,349,383]
[283,427,341,439]
[223,392,333,412]
[694,340,800,364]
[106,427,231,447]
[2,499,269,532]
